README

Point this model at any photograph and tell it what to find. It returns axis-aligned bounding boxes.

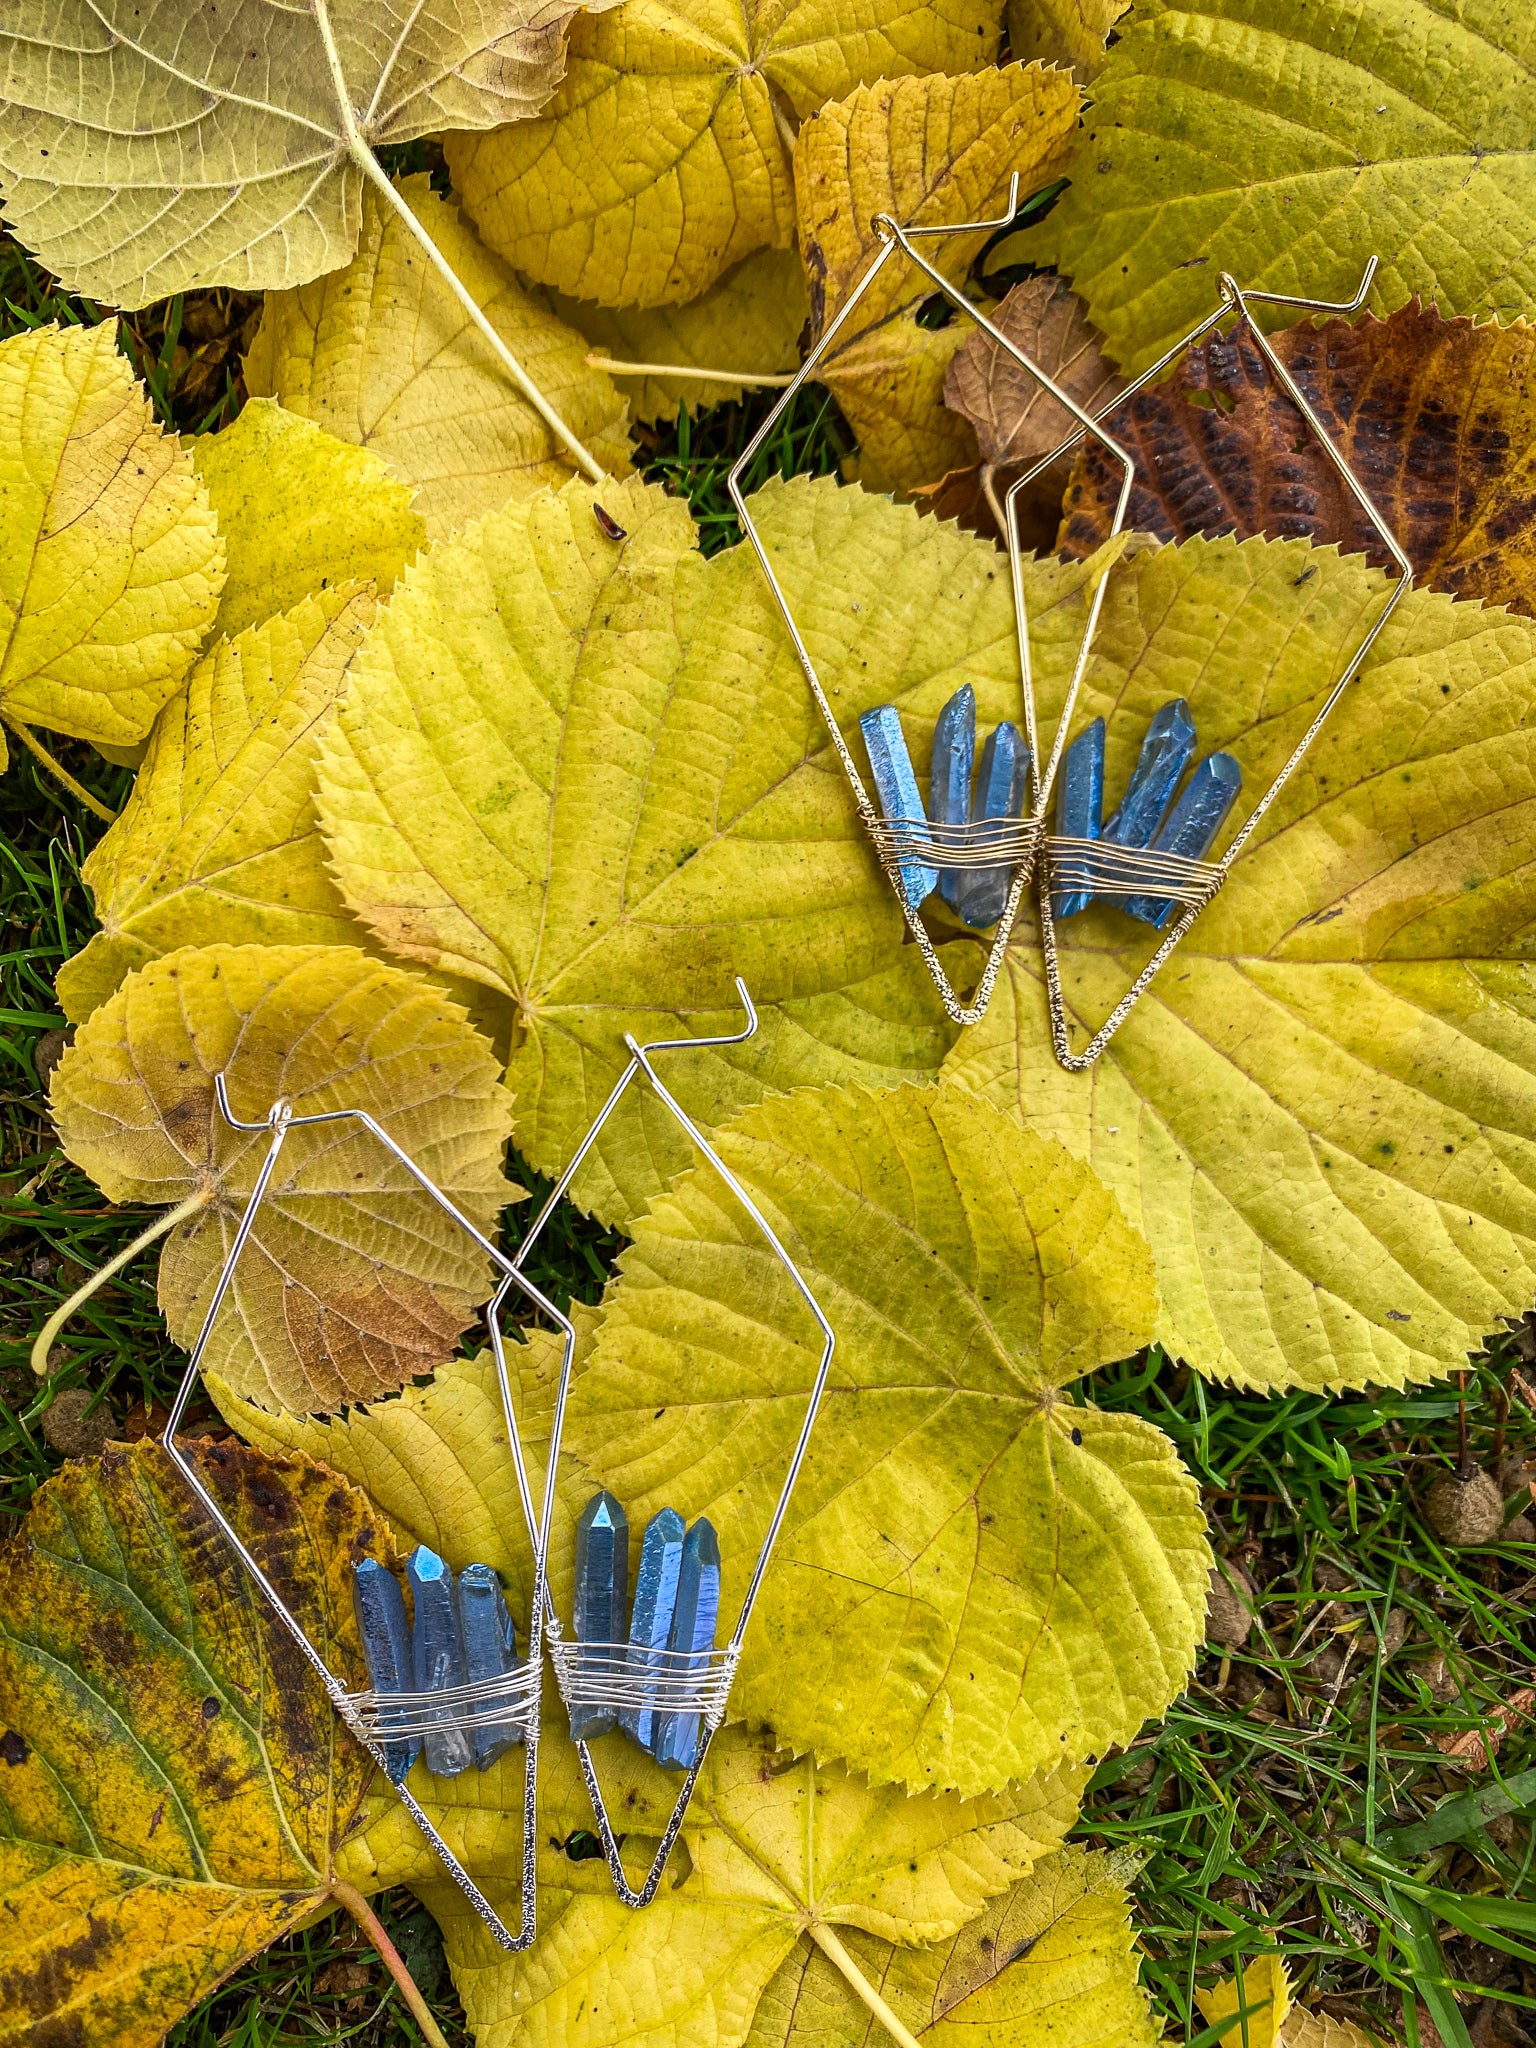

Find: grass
[0,235,1532,2048]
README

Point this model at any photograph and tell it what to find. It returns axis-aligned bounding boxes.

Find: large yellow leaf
[796,67,1078,492]
[567,1080,1206,1797]
[56,589,380,1024]
[49,944,517,1413]
[1005,0,1130,77]
[444,0,1007,311]
[941,534,1536,1393]
[553,247,808,426]
[190,399,424,639]
[744,1844,1158,2047]
[0,323,223,764]
[1026,0,1536,375]
[0,1440,377,2048]
[380,1725,1084,2048]
[0,0,609,306]
[245,176,633,542]
[315,472,1031,1225]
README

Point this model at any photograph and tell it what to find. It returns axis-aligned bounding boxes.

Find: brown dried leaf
[1060,303,1536,616]
[944,274,1123,470]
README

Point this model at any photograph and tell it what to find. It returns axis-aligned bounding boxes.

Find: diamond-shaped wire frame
[1002,260,1416,1071]
[515,980,835,1910]
[726,176,1137,1030]
[160,1072,576,1955]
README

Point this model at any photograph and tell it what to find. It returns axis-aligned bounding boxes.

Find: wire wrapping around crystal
[546,1627,740,1730]
[868,815,1043,872]
[347,1663,543,1744]
[1043,837,1224,910]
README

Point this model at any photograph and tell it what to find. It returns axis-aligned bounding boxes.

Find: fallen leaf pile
[1,0,1533,2040]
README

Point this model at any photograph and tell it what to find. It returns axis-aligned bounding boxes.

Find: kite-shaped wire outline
[1002,259,1415,1070]
[726,176,1136,1030]
[162,1072,573,1955]
[521,980,836,1909]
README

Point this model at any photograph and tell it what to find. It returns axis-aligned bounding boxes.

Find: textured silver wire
[726,177,1132,1029]
[161,1073,575,1953]
[512,979,836,1909]
[1016,260,1415,1069]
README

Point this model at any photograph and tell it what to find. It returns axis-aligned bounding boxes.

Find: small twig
[4,718,117,823]
[1456,1367,1471,1478]
[585,351,795,387]
[31,1190,210,1375]
[331,1880,451,2048]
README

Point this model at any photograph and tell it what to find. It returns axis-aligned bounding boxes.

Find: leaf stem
[585,351,796,388]
[31,1190,211,1376]
[4,718,118,823]
[307,0,606,485]
[331,1880,452,2048]
[807,1922,924,2048]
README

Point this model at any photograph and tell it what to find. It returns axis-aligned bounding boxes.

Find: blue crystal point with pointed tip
[930,685,976,911]
[621,1507,686,1753]
[457,1563,522,1769]
[1103,698,1197,852]
[353,1558,419,1783]
[860,705,937,911]
[1052,717,1105,920]
[571,1490,629,1742]
[956,719,1030,929]
[407,1545,473,1778]
[654,1518,721,1773]
[1126,752,1243,928]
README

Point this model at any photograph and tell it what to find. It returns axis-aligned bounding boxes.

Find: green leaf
[50,943,517,1413]
[315,473,1022,1225]
[744,1844,1158,2047]
[942,534,1536,1392]
[567,1079,1205,1796]
[1027,0,1536,374]
[0,1440,377,2048]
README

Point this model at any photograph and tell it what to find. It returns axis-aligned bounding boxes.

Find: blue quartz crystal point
[1052,716,1105,920]
[860,704,937,912]
[458,1562,523,1769]
[1102,698,1197,852]
[654,1518,722,1773]
[930,684,976,912]
[955,719,1030,930]
[353,1558,420,1784]
[1126,752,1243,928]
[407,1545,473,1778]
[621,1507,686,1754]
[571,1490,629,1742]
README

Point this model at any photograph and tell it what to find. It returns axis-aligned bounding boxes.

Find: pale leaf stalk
[586,351,795,387]
[331,1879,452,2048]
[308,0,607,485]
[4,717,117,823]
[31,1189,210,1375]
[807,1922,924,2048]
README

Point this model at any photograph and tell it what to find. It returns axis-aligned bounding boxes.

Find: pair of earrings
[728,185,1415,1063]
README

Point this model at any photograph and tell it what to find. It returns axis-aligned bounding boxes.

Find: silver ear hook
[161,1072,571,1952]
[1013,255,1414,1070]
[728,177,1131,1030]
[511,979,836,1909]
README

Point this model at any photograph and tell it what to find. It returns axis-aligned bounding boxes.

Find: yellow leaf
[0,1440,377,2048]
[942,534,1536,1392]
[0,0,609,305]
[1006,0,1130,77]
[49,943,517,1413]
[554,247,807,426]
[568,1080,1206,1796]
[56,589,379,1024]
[1196,1956,1293,2048]
[245,176,633,543]
[1282,2011,1387,2048]
[0,323,223,765]
[796,66,1079,492]
[315,473,1001,1226]
[445,0,1008,310]
[190,399,423,638]
[745,1845,1158,2047]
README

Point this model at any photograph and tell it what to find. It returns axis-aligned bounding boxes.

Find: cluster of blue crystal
[859,685,1031,930]
[352,1547,523,1782]
[572,1490,720,1773]
[1053,699,1242,927]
